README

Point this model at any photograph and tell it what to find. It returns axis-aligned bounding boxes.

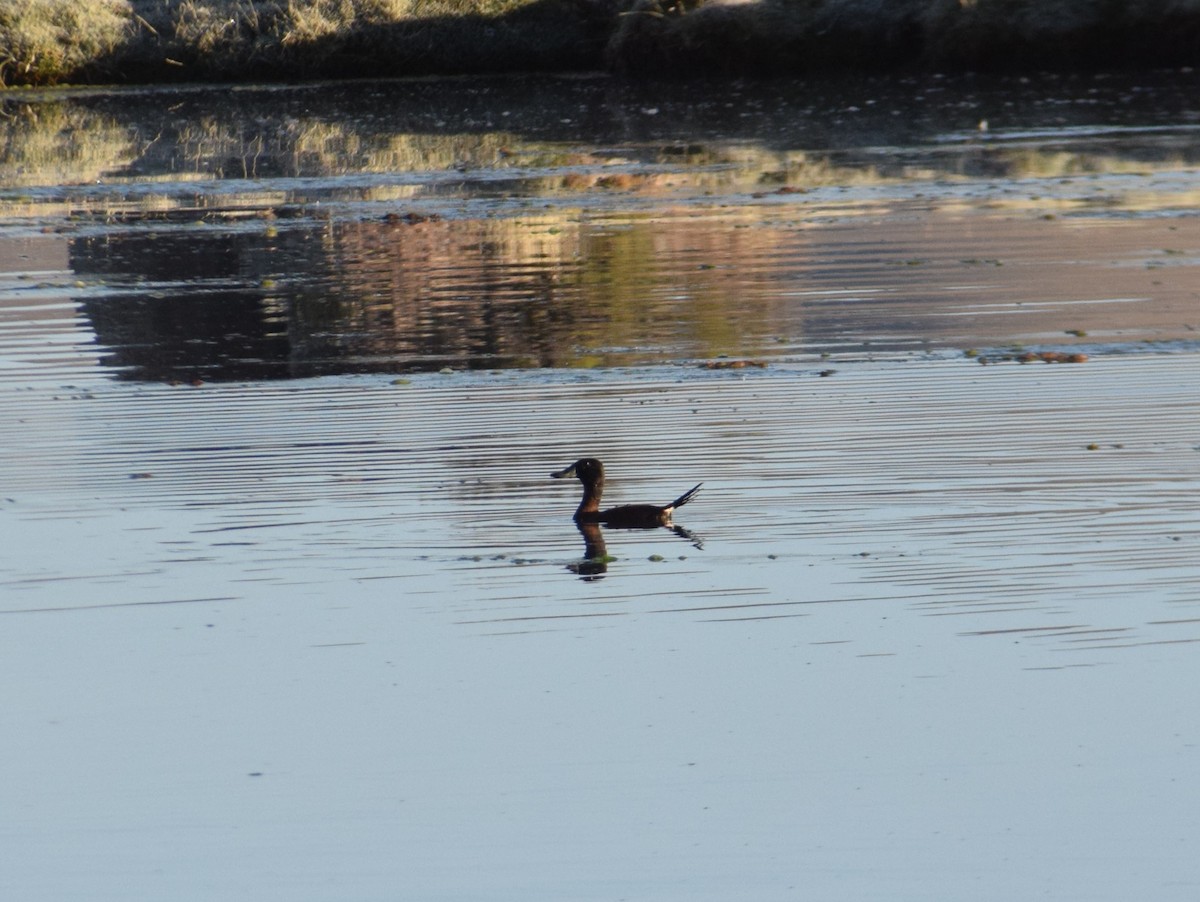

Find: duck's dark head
[550,458,604,485]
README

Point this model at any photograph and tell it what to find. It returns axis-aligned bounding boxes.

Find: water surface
[2,72,1200,901]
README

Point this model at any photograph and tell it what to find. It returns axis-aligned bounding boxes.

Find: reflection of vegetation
[304,215,598,370]
[285,212,800,369]
[0,104,138,188]
[69,210,794,378]
[67,185,1200,382]
[5,82,1200,222]
[145,116,540,180]
[4,0,1200,86]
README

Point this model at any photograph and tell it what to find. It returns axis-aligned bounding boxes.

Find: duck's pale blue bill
[550,463,577,479]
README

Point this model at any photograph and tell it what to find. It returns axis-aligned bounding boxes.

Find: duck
[550,458,701,528]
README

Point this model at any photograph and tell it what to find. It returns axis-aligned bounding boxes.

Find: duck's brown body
[551,458,701,528]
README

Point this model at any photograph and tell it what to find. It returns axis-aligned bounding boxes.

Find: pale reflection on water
[3,349,1199,900]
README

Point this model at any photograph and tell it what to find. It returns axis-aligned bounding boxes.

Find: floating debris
[699,359,767,370]
[972,349,1088,365]
[384,211,443,225]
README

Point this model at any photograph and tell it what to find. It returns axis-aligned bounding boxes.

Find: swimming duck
[551,458,701,528]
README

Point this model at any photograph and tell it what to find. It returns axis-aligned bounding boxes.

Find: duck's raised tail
[666,483,702,514]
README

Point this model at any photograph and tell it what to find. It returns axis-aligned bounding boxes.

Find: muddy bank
[608,0,1200,77]
[2,0,1199,87]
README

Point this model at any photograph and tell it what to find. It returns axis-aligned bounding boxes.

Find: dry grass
[0,0,131,86]
[2,0,1198,86]
[1,0,620,85]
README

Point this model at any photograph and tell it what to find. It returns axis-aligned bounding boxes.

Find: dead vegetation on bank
[2,0,1199,87]
[0,0,619,85]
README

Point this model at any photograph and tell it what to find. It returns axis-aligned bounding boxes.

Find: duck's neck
[575,474,604,518]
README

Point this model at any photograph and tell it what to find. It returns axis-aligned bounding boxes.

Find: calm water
[2,72,1200,901]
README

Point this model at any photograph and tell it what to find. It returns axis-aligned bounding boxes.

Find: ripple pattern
[3,338,1198,662]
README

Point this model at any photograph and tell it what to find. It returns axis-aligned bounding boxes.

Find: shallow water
[3,72,1200,900]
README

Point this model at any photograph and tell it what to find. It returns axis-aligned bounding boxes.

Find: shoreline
[3,0,1199,89]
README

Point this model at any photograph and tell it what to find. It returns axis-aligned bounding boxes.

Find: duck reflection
[566,520,703,580]
[569,521,611,579]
